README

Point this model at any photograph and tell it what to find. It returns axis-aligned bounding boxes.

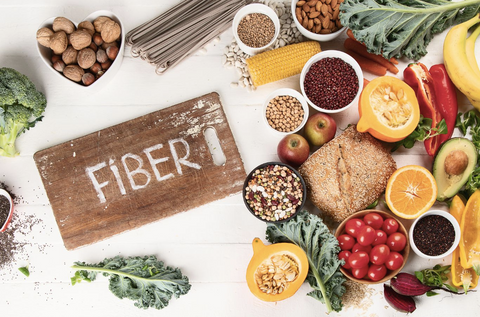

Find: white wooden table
[1,1,479,316]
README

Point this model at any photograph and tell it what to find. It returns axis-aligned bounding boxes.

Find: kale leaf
[340,0,480,60]
[266,211,346,313]
[71,255,191,310]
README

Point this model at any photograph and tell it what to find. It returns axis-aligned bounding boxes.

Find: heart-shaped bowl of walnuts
[36,10,125,91]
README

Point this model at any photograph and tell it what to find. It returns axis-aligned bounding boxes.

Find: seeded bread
[298,125,397,222]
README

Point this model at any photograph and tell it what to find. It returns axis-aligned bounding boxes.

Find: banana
[466,23,480,78]
[443,14,480,110]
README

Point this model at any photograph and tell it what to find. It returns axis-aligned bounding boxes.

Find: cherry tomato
[370,244,390,265]
[345,218,365,238]
[382,218,399,235]
[387,232,407,252]
[363,212,384,230]
[372,229,388,246]
[385,252,404,271]
[337,234,356,251]
[357,225,376,246]
[351,242,372,254]
[367,264,387,281]
[351,265,369,279]
[348,251,369,269]
[338,250,352,269]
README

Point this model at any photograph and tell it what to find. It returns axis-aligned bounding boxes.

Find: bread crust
[298,125,396,222]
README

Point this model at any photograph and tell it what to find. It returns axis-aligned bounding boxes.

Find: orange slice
[385,165,437,219]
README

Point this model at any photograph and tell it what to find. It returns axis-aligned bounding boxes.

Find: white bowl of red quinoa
[0,189,14,232]
[300,50,363,114]
[243,162,307,223]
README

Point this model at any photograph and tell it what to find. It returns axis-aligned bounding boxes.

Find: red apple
[304,112,337,147]
[277,134,310,167]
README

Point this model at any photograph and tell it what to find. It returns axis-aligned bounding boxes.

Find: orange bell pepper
[459,190,480,275]
[450,195,478,292]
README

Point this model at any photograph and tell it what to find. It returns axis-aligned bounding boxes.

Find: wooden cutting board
[34,92,246,250]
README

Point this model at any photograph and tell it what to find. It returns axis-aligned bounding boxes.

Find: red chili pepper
[403,63,443,156]
[429,64,458,144]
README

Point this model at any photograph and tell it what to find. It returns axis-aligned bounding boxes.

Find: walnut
[93,16,112,32]
[52,17,76,35]
[36,27,54,47]
[77,48,96,69]
[62,46,78,65]
[70,30,92,50]
[78,21,95,36]
[50,31,68,55]
[63,65,84,82]
[100,20,121,43]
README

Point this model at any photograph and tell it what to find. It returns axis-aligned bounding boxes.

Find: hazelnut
[101,20,121,43]
[82,72,96,86]
[78,21,95,36]
[96,49,108,63]
[96,70,105,79]
[63,65,84,82]
[70,30,92,50]
[62,46,78,65]
[36,27,54,47]
[106,45,119,60]
[93,33,103,46]
[101,41,118,50]
[93,16,112,33]
[51,54,62,63]
[50,31,68,55]
[89,42,98,52]
[77,48,96,69]
[101,60,111,70]
[53,60,66,72]
[52,17,76,35]
[90,62,102,74]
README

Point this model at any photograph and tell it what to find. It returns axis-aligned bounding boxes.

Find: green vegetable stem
[71,255,191,310]
[415,264,458,296]
[18,266,30,277]
[266,210,346,313]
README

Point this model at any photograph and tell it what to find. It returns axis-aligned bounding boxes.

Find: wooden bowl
[335,210,410,284]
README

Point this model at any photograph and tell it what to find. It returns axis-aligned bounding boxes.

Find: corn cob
[246,41,321,87]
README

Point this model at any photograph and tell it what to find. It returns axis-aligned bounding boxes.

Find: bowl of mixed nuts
[36,10,125,91]
[243,162,306,223]
[291,0,346,42]
[263,88,309,135]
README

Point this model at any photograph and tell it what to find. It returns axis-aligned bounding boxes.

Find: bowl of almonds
[36,10,124,90]
[291,0,345,41]
[263,88,309,135]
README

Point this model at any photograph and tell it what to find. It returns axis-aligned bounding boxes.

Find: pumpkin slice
[357,76,420,143]
[246,238,309,302]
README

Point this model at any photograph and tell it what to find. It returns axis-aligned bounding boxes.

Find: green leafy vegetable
[415,264,458,296]
[391,116,447,152]
[18,266,29,277]
[71,255,191,310]
[340,0,480,60]
[0,67,47,157]
[266,211,346,313]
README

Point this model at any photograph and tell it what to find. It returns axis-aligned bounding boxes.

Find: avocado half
[433,138,478,201]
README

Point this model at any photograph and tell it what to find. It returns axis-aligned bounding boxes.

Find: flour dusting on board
[177,99,224,138]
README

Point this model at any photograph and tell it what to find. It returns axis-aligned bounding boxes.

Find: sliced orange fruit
[385,165,437,219]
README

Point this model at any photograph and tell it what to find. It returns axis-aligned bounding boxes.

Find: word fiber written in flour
[86,138,201,203]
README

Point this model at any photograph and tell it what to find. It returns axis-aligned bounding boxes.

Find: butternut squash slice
[246,238,309,302]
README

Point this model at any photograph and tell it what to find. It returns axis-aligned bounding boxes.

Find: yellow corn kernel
[246,41,322,87]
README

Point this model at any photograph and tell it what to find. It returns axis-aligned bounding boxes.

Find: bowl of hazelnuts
[36,10,124,90]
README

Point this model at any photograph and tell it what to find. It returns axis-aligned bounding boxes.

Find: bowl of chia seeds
[0,189,14,232]
[232,4,280,56]
[409,210,461,260]
[243,162,306,223]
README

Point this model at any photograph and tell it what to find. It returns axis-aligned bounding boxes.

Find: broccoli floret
[0,67,47,157]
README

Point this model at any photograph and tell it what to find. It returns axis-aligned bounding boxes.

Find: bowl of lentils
[263,88,309,135]
[243,162,306,223]
[300,50,363,113]
[409,210,461,260]
[232,3,280,56]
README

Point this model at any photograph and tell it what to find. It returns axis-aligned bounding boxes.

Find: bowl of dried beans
[243,162,306,223]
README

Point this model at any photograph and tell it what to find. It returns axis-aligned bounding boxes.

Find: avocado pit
[444,150,469,176]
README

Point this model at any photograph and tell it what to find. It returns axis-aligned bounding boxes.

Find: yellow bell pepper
[450,195,478,292]
[460,190,480,275]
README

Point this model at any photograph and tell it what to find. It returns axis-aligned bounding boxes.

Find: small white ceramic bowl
[263,88,309,135]
[409,210,461,260]
[232,4,280,56]
[0,189,14,232]
[300,50,363,114]
[291,0,346,42]
[36,10,125,92]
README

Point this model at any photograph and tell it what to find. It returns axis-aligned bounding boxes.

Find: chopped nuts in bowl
[243,162,306,223]
[263,88,309,135]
